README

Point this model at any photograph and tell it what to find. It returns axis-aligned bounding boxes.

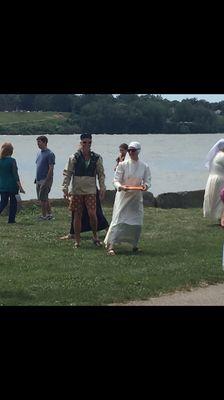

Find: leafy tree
[49,95,73,112]
[33,95,53,111]
[19,94,36,110]
[0,93,223,134]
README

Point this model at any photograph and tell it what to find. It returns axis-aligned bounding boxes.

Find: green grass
[0,111,77,135]
[0,111,70,125]
[1,205,224,305]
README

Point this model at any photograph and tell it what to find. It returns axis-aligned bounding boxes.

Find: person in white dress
[104,141,151,255]
[203,138,224,226]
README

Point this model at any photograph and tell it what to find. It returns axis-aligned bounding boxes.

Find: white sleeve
[143,164,151,189]
[113,162,124,189]
[62,155,76,191]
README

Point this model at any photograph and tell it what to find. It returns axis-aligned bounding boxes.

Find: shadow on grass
[109,246,155,256]
[6,222,36,227]
[0,289,34,301]
[207,223,222,228]
[113,248,178,257]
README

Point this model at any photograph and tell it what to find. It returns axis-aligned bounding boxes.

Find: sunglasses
[128,148,137,152]
[82,141,92,144]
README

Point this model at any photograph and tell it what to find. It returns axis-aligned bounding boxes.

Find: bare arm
[12,159,25,193]
[43,164,54,186]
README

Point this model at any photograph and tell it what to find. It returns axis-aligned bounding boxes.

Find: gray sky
[160,94,224,103]
[113,94,224,103]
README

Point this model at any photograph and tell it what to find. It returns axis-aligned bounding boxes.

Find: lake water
[1,133,223,200]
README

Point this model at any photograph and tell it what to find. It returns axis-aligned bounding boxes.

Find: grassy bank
[0,111,69,123]
[0,111,78,135]
[0,205,224,305]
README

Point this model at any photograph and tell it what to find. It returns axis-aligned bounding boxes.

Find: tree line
[1,94,224,133]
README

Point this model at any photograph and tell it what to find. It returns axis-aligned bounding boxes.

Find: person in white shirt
[104,141,151,255]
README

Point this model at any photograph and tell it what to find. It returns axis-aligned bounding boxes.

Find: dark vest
[74,150,100,177]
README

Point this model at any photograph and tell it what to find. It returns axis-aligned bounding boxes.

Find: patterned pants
[69,194,96,216]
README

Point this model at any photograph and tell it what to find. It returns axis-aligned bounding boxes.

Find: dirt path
[111,282,224,305]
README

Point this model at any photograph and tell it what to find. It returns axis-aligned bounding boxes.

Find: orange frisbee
[123,185,143,190]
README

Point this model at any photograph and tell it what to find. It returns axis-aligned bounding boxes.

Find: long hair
[0,142,14,159]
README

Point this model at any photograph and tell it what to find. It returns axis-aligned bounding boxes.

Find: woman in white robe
[104,141,151,255]
[203,139,224,225]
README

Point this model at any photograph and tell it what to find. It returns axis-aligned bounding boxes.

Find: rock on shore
[16,189,205,209]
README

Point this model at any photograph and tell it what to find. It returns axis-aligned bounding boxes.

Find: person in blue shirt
[35,136,55,220]
[0,142,25,223]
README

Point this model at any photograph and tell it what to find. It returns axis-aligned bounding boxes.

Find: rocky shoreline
[20,189,205,209]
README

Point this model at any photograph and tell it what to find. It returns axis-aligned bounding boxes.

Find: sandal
[92,238,102,247]
[107,249,116,256]
[59,234,75,240]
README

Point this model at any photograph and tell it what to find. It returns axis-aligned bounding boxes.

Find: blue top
[0,156,20,193]
[36,148,55,181]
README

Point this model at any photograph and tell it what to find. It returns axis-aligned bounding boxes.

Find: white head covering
[124,141,141,161]
[205,139,224,170]
[128,141,141,155]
